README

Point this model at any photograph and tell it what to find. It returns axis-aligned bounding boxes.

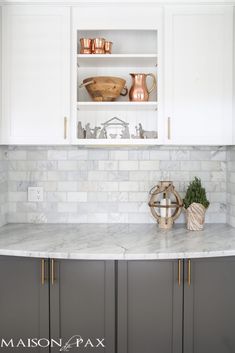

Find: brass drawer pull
[41,259,45,285]
[167,117,171,140]
[64,117,68,139]
[187,259,191,287]
[41,259,48,285]
[178,259,181,287]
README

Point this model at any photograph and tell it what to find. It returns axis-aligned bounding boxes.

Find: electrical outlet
[28,187,44,202]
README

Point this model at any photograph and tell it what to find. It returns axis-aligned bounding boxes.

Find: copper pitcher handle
[147,73,157,95]
[120,86,128,97]
[79,80,95,88]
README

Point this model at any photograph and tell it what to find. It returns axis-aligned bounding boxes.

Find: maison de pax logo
[0,335,105,351]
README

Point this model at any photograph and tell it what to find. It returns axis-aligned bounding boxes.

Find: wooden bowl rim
[83,76,126,85]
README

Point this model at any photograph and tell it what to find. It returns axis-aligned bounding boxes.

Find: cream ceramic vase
[185,202,206,231]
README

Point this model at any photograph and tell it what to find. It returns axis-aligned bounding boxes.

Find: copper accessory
[104,41,113,54]
[93,38,105,54]
[129,73,157,102]
[80,38,92,54]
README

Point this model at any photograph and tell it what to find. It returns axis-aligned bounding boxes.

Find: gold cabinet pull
[187,259,191,287]
[178,259,181,287]
[64,117,68,139]
[41,259,45,285]
[51,259,56,285]
[167,117,171,140]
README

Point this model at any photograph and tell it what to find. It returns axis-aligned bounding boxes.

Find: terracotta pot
[185,202,206,231]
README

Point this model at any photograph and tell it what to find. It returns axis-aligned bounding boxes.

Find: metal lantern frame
[148,181,183,229]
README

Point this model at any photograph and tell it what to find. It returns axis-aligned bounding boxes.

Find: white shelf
[77,101,158,111]
[77,54,158,67]
[75,139,159,146]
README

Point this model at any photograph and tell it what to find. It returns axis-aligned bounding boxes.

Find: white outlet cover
[28,187,44,202]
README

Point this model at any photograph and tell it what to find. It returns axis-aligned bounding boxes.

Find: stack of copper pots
[80,38,113,54]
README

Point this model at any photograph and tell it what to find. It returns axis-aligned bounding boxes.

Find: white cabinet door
[2,6,70,145]
[164,6,233,145]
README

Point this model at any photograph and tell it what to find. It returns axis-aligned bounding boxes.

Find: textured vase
[186,202,206,231]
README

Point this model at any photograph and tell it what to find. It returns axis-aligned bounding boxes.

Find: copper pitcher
[129,73,157,102]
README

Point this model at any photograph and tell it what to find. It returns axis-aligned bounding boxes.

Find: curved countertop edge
[1,249,235,261]
[0,249,235,261]
[0,223,235,260]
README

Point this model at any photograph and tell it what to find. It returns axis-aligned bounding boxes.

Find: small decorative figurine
[139,123,144,138]
[131,126,141,139]
[93,126,101,139]
[101,117,129,139]
[142,130,158,139]
[121,125,130,139]
[77,119,157,140]
[77,121,85,139]
[85,123,92,139]
[98,127,107,139]
[85,124,100,139]
[138,123,158,139]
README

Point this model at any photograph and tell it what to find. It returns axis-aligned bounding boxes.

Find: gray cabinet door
[0,256,49,353]
[184,257,235,353]
[50,260,115,353]
[117,260,183,353]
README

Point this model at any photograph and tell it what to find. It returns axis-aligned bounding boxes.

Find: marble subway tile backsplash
[0,147,8,226]
[227,147,235,227]
[1,145,227,224]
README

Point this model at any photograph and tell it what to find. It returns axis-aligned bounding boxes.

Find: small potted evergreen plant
[183,177,210,231]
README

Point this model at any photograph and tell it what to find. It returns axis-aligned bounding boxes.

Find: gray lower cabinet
[50,260,115,353]
[2,256,235,353]
[184,257,235,353]
[117,260,183,353]
[0,256,49,353]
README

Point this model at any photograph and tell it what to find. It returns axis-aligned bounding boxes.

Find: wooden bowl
[79,76,128,102]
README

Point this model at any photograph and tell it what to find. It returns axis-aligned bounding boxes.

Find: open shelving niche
[76,29,159,146]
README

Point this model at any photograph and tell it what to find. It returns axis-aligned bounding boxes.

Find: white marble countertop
[0,223,234,260]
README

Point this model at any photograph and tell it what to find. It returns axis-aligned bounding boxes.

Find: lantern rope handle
[149,184,174,195]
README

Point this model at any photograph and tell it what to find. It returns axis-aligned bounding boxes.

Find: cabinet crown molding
[1,0,235,4]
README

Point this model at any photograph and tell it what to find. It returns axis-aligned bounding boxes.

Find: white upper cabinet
[164,6,234,145]
[0,4,234,146]
[2,6,70,144]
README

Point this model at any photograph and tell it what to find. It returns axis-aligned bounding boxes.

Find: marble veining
[0,223,234,260]
[3,145,228,224]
